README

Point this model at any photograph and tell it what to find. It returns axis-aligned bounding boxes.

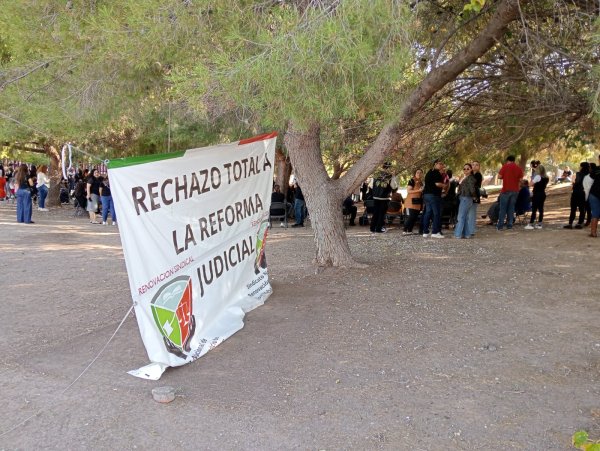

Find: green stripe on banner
[107,151,186,169]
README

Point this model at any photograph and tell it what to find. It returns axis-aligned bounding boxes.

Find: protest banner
[108,133,276,380]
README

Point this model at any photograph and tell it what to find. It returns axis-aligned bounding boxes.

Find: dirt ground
[0,184,598,450]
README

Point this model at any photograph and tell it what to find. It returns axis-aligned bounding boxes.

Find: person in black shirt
[525,164,550,229]
[343,195,357,226]
[86,168,101,224]
[368,163,398,233]
[564,162,589,229]
[291,180,305,227]
[422,159,447,238]
[469,161,483,235]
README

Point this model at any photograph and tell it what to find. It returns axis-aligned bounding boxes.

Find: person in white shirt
[36,165,50,211]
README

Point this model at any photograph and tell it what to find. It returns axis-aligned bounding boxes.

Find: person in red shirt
[0,171,6,200]
[497,155,524,230]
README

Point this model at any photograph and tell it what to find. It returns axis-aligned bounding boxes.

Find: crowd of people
[0,162,117,226]
[4,154,600,240]
[340,153,600,239]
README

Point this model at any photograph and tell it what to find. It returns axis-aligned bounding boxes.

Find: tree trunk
[275,147,292,195]
[46,145,61,207]
[517,152,530,172]
[284,122,359,267]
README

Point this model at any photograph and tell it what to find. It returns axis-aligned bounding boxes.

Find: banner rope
[0,305,134,439]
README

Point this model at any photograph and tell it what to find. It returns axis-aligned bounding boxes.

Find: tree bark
[284,122,358,267]
[275,147,292,195]
[46,145,61,207]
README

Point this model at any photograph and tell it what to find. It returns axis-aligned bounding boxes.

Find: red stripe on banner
[238,132,278,145]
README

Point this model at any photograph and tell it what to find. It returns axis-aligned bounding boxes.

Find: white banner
[108,133,276,380]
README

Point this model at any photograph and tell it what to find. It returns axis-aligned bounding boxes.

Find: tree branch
[341,0,525,195]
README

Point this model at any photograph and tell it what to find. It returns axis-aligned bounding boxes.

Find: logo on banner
[254,220,269,274]
[151,276,196,359]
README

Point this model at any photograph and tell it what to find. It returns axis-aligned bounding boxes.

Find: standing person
[454,163,478,239]
[86,168,101,224]
[403,169,424,235]
[369,163,397,234]
[587,156,600,238]
[469,161,483,235]
[525,164,549,230]
[422,159,447,238]
[496,155,524,231]
[99,175,117,226]
[563,162,590,229]
[291,180,305,228]
[36,164,50,211]
[360,181,369,202]
[529,160,540,180]
[0,168,6,201]
[15,163,34,224]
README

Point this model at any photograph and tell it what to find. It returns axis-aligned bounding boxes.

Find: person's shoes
[380,227,386,233]
[496,227,503,231]
[563,224,573,229]
[534,223,543,229]
[102,221,107,225]
[113,222,117,226]
[26,221,35,224]
[90,221,100,224]
[38,207,49,211]
[431,233,444,238]
[574,224,583,229]
[349,222,356,226]
[402,231,413,236]
[524,224,534,230]
[280,222,285,228]
[291,223,304,228]
[423,232,430,238]
[481,214,487,219]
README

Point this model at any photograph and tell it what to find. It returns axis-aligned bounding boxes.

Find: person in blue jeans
[422,159,447,238]
[454,163,478,238]
[36,164,50,211]
[99,176,117,225]
[15,163,34,224]
[292,180,305,227]
[496,155,524,230]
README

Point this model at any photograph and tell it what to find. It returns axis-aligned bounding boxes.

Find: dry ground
[0,184,598,450]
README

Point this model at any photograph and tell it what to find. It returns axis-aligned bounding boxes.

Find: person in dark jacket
[369,163,398,234]
[563,162,590,229]
[343,196,357,226]
[525,164,549,230]
[422,159,448,238]
[588,156,600,237]
[291,180,305,227]
[454,163,478,239]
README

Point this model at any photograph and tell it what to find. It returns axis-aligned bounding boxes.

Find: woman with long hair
[15,164,34,223]
[525,164,549,230]
[454,163,478,239]
[36,164,50,211]
[402,169,423,235]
